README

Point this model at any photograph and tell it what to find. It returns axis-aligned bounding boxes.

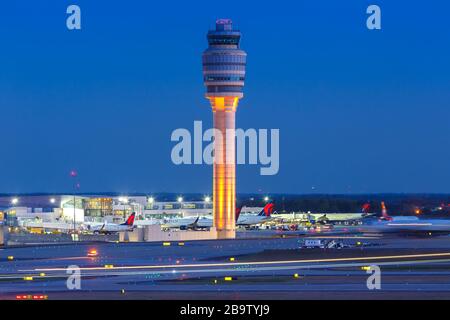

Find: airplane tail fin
[381,202,392,220]
[191,216,200,230]
[235,206,243,221]
[121,212,136,226]
[258,203,275,217]
[362,203,371,215]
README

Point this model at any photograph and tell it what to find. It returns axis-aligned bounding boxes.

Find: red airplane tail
[235,206,243,221]
[361,203,371,215]
[122,212,136,226]
[258,203,275,217]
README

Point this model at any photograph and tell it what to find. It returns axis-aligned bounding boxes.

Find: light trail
[27,252,450,272]
[6,257,450,280]
[387,223,433,226]
[303,236,381,239]
[85,258,450,276]
[51,257,91,261]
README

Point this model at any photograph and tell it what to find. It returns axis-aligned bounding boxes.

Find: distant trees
[240,194,450,216]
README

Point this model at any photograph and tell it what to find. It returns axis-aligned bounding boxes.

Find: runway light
[213,279,218,284]
[50,198,56,204]
[361,266,371,271]
[23,276,34,281]
[204,196,211,203]
[163,242,171,246]
[39,273,46,277]
[177,197,183,203]
[121,289,125,294]
[224,277,233,281]
[11,198,19,205]
[264,197,269,202]
[104,265,114,269]
[229,257,235,262]
[7,256,14,261]
[87,249,98,257]
[178,242,185,246]
[294,273,300,278]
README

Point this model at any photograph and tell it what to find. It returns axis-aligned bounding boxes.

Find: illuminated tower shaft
[202,19,247,239]
[210,96,238,239]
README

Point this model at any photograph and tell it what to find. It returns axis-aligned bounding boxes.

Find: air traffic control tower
[202,19,247,239]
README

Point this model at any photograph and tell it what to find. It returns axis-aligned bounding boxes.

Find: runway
[1,232,450,299]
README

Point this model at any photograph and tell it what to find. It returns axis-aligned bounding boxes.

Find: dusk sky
[0,0,449,194]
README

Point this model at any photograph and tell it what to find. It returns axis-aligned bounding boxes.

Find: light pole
[11,198,19,206]
[204,196,211,209]
[101,198,103,221]
[177,196,183,217]
[70,170,79,233]
[119,197,129,219]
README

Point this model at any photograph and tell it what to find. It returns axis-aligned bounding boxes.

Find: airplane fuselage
[164,214,272,229]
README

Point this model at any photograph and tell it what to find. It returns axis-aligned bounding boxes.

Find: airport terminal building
[0,195,213,226]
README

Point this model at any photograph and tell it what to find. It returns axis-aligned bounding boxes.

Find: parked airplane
[307,203,374,225]
[237,202,275,226]
[86,212,136,234]
[163,203,275,230]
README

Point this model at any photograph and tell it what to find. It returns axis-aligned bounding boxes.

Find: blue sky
[0,0,449,194]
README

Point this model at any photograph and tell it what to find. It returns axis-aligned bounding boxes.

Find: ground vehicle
[301,239,325,248]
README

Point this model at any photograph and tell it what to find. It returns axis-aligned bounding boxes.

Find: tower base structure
[210,96,239,239]
[216,229,236,240]
[0,226,6,246]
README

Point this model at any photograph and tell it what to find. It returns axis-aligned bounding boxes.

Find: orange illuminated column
[209,97,239,239]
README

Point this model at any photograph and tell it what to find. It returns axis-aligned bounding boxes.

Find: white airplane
[308,203,374,225]
[85,212,136,234]
[237,203,275,226]
[163,203,275,230]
